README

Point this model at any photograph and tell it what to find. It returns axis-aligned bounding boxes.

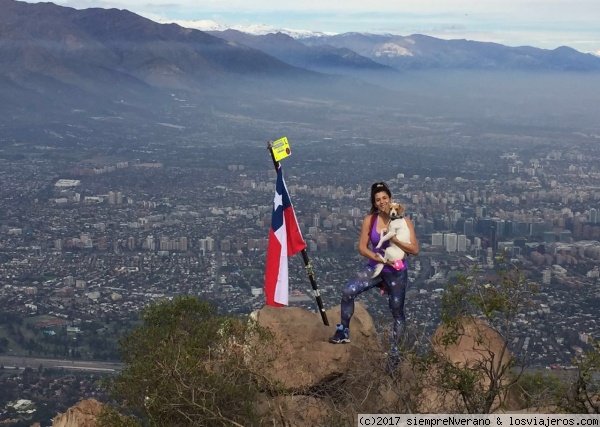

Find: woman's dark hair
[370,181,392,214]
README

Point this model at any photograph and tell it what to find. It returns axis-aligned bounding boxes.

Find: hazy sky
[25,0,600,54]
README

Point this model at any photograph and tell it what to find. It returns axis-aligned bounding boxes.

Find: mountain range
[207,29,600,73]
[1,0,600,130]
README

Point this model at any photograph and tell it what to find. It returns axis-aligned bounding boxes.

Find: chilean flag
[265,167,306,306]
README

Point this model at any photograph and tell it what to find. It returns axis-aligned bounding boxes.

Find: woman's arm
[358,214,383,263]
[391,217,419,256]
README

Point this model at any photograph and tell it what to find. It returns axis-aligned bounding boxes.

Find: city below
[1,137,599,370]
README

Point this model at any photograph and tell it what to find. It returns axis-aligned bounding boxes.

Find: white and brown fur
[372,202,411,277]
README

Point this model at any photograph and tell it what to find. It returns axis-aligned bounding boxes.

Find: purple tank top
[366,214,408,273]
[367,215,392,271]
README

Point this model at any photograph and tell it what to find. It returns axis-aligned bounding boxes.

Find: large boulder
[52,399,103,427]
[248,302,382,390]
[432,317,511,370]
[419,317,514,413]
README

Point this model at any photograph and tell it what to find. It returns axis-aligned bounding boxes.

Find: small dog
[372,202,411,278]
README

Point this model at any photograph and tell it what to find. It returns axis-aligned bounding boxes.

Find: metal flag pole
[267,140,329,326]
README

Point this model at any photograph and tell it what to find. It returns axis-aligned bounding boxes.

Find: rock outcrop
[249,302,382,390]
[250,302,397,426]
[432,317,511,370]
[52,398,103,427]
[416,317,515,413]
[53,304,525,426]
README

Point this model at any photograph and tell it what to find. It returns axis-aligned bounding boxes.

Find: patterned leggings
[339,265,408,352]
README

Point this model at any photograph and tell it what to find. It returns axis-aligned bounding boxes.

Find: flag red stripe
[283,206,306,255]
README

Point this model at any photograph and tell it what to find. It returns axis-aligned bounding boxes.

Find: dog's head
[389,202,405,219]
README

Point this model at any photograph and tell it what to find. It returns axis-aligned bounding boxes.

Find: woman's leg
[330,266,383,344]
[383,268,408,352]
[339,266,382,328]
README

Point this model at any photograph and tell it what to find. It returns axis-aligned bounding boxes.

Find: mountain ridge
[2,0,599,132]
[209,29,600,72]
[0,0,340,126]
[208,29,395,75]
[165,17,600,71]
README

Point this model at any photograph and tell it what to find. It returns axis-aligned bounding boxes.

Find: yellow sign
[272,137,292,162]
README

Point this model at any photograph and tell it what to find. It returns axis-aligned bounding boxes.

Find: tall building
[542,269,552,285]
[486,247,494,268]
[97,236,108,251]
[220,239,231,251]
[515,222,529,237]
[205,237,215,252]
[312,214,320,228]
[445,233,458,252]
[477,218,493,235]
[490,226,497,254]
[493,219,506,238]
[160,236,170,251]
[431,233,443,247]
[80,233,93,248]
[127,236,136,250]
[590,208,598,224]
[530,221,546,237]
[560,230,572,243]
[464,218,475,237]
[179,237,188,251]
[198,238,207,255]
[504,220,514,237]
[454,218,465,234]
[543,231,556,244]
[433,216,446,231]
[457,234,467,252]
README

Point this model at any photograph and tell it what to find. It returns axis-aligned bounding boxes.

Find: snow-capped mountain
[156,18,333,39]
[155,17,600,72]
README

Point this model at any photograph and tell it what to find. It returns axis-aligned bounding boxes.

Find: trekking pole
[267,141,329,326]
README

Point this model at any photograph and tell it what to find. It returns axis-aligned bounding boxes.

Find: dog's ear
[397,203,405,215]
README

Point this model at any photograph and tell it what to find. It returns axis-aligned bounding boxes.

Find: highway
[0,355,123,373]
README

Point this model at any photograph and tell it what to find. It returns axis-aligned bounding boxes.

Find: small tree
[559,340,600,414]
[431,258,538,413]
[513,370,568,412]
[98,296,268,427]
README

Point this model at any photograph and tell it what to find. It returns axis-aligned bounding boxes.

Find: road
[0,355,123,373]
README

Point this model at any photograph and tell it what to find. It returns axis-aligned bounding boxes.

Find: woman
[329,182,419,363]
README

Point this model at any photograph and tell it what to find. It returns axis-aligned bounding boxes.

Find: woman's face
[373,191,391,213]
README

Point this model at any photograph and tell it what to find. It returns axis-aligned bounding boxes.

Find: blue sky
[25,0,600,54]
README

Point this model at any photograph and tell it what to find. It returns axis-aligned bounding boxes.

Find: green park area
[0,314,133,361]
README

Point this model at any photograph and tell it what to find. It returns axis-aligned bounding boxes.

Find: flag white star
[273,191,283,211]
